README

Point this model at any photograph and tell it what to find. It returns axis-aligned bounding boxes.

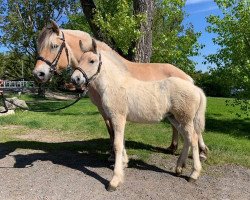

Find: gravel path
[0,147,249,200]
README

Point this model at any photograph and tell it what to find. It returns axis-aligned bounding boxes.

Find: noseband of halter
[74,53,102,87]
[37,31,69,74]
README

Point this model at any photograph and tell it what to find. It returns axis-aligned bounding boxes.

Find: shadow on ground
[0,139,181,189]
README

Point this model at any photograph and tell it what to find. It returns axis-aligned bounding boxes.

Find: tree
[133,0,154,62]
[151,0,202,72]
[206,0,250,115]
[206,0,250,97]
[80,0,144,61]
[68,0,202,72]
[0,51,32,80]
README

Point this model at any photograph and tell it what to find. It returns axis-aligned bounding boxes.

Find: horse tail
[194,88,206,136]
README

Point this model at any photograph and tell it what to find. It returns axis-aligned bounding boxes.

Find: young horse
[71,39,206,191]
[33,20,208,159]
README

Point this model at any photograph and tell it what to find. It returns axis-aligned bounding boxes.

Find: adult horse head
[33,20,92,82]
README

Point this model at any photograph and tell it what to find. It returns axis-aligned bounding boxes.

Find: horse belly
[126,95,168,123]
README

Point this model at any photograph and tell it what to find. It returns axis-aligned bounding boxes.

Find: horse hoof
[175,167,182,176]
[188,177,197,183]
[107,184,117,192]
[166,146,177,155]
[199,153,207,162]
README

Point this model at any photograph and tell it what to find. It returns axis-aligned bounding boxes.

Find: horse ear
[91,39,97,54]
[79,40,86,53]
[47,19,60,35]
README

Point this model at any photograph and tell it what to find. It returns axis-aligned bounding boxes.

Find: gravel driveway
[0,146,249,200]
[0,126,249,200]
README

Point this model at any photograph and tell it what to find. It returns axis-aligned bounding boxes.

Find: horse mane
[37,27,55,52]
[101,50,129,75]
[63,29,114,52]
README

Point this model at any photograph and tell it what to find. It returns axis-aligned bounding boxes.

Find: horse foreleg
[108,115,126,191]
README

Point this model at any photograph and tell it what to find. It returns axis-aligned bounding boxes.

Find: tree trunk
[79,0,104,41]
[80,0,154,62]
[133,0,154,63]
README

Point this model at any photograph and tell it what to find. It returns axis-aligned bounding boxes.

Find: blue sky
[183,0,222,71]
[0,0,222,72]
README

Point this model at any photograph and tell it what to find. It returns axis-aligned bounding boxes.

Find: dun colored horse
[33,20,208,160]
[71,39,206,190]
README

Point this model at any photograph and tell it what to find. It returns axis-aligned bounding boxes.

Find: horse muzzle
[33,66,52,83]
[71,73,85,86]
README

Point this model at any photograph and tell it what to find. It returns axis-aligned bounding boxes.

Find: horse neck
[91,51,129,92]
[63,29,130,67]
[63,30,92,67]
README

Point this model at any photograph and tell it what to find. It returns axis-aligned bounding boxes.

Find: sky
[183,0,222,72]
[0,0,222,72]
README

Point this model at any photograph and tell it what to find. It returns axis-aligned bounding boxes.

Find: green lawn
[0,96,249,168]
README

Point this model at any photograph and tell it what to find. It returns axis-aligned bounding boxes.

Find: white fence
[0,80,35,90]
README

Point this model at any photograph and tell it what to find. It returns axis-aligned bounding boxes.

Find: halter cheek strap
[37,31,69,74]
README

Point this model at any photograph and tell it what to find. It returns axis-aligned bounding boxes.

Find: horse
[71,39,206,191]
[33,20,208,160]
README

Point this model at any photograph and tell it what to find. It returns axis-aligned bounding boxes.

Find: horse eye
[90,60,95,64]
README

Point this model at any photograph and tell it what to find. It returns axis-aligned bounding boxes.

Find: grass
[0,95,250,168]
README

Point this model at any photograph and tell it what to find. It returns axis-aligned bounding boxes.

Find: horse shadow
[0,139,182,189]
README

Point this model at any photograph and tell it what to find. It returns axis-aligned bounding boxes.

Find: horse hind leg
[167,115,189,175]
[167,115,202,180]
[198,133,209,161]
[189,130,202,182]
[104,119,115,162]
[176,123,201,181]
[166,125,179,154]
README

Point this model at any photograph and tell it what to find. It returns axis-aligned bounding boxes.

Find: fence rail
[0,80,35,90]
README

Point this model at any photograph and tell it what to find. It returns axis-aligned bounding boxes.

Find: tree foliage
[93,0,144,54]
[64,0,202,73]
[0,0,78,79]
[151,0,202,72]
[206,0,250,98]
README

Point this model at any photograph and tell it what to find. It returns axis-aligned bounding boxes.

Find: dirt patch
[0,146,249,200]
[0,125,25,130]
[14,129,78,143]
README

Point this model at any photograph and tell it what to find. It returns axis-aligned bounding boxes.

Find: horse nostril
[71,77,76,85]
[77,77,80,82]
[38,72,45,77]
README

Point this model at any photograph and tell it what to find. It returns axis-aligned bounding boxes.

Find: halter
[37,31,69,74]
[74,53,102,87]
